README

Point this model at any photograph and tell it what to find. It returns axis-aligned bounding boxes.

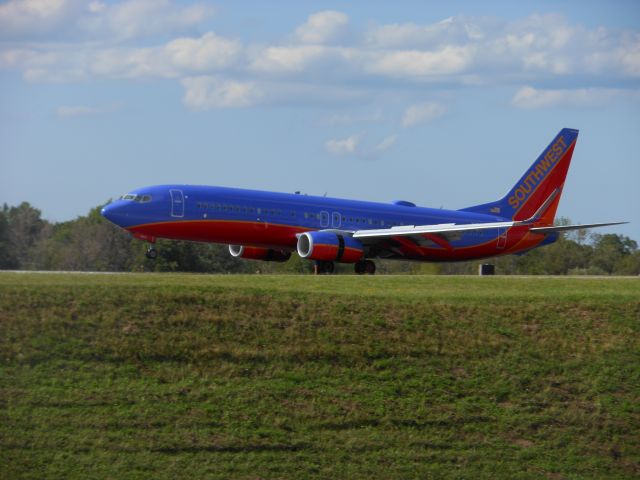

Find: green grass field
[1,273,638,479]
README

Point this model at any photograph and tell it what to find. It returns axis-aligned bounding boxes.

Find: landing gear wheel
[145,246,158,260]
[364,260,376,275]
[315,260,335,275]
[354,261,367,275]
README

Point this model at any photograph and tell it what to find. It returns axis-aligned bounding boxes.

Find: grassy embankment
[1,273,639,479]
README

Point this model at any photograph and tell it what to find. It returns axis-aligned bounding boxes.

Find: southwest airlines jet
[101,129,624,274]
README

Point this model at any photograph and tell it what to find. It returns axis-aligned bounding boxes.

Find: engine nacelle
[296,231,364,263]
[229,245,291,262]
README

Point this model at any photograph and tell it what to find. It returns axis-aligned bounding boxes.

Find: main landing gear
[354,260,376,275]
[314,260,377,275]
[145,245,158,260]
[314,260,335,275]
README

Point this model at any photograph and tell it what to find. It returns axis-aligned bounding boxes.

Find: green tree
[5,202,51,269]
[31,205,144,271]
[613,251,640,275]
[590,234,637,274]
[152,240,252,273]
[0,205,19,269]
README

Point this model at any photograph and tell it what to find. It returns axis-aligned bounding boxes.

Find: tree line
[1,202,638,275]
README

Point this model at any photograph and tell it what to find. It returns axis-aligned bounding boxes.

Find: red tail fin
[461,128,579,224]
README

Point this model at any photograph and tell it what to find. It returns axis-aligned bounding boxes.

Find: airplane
[101,128,626,274]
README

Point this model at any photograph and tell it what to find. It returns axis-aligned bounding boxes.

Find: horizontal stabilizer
[530,222,628,234]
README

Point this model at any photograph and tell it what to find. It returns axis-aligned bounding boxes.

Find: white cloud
[365,16,487,48]
[325,134,359,155]
[89,45,178,79]
[510,86,639,109]
[4,31,242,82]
[0,0,213,41]
[181,76,263,109]
[374,134,397,152]
[295,10,348,44]
[325,133,397,158]
[165,32,241,71]
[249,45,334,74]
[2,10,639,111]
[0,0,82,38]
[82,0,213,40]
[368,45,474,77]
[402,102,447,127]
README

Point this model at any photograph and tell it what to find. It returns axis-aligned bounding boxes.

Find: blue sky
[1,0,639,240]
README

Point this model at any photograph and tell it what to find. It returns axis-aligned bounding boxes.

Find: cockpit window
[121,194,152,202]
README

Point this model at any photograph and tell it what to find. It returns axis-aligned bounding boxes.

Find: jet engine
[296,231,364,263]
[228,245,291,262]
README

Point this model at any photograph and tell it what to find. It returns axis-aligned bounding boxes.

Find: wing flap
[352,221,516,239]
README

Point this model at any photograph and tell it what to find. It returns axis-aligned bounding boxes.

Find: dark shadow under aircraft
[102,128,625,274]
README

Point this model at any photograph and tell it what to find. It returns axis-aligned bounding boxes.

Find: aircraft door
[320,211,330,228]
[170,189,184,218]
[332,212,341,228]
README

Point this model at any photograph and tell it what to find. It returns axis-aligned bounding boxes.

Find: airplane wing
[352,221,517,239]
[351,220,627,240]
[530,222,628,233]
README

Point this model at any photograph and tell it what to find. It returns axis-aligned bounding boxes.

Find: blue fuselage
[101,184,555,262]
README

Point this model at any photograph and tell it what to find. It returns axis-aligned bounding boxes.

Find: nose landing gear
[145,246,158,260]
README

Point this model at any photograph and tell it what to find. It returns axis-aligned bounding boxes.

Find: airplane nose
[101,204,114,222]
[101,202,127,226]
